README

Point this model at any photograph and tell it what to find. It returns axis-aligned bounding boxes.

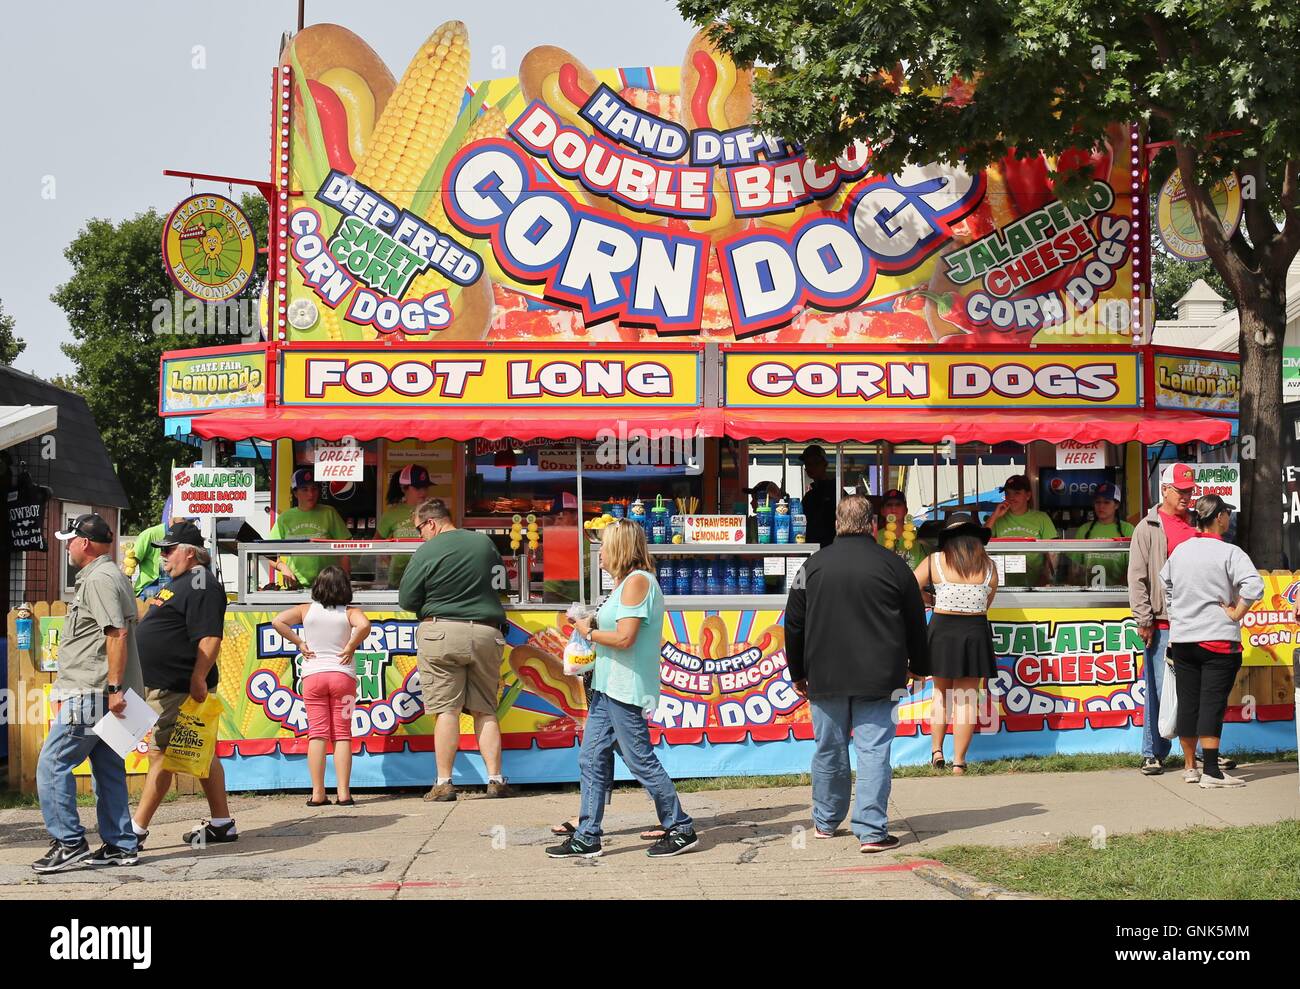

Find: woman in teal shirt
[547,520,697,860]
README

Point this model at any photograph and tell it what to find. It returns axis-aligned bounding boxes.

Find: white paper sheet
[91,689,158,759]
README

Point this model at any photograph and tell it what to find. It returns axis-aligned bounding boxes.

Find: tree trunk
[1237,302,1285,569]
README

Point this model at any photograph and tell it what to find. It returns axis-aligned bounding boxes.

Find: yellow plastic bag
[160,695,224,778]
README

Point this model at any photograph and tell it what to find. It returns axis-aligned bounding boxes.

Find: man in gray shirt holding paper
[33,513,145,873]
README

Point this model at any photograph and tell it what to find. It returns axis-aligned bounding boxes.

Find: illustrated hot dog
[698,615,729,661]
[508,644,588,719]
[755,625,785,659]
[680,29,753,239]
[281,25,396,176]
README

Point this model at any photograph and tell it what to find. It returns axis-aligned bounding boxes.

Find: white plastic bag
[563,603,597,677]
[1158,656,1180,740]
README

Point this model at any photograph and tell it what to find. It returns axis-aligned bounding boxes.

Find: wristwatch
[105,684,123,695]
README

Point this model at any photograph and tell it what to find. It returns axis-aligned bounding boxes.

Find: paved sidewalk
[1,760,1295,900]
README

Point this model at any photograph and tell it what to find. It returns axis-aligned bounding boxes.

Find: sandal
[951,763,967,776]
[551,820,577,836]
[930,750,946,770]
[334,797,356,806]
[305,797,330,807]
[640,828,667,841]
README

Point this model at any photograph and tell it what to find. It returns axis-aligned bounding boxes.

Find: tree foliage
[52,193,267,528]
[0,299,24,366]
[679,0,1296,565]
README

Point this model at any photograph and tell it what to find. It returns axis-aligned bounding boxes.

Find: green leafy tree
[0,299,24,365]
[52,193,267,528]
[1151,250,1232,323]
[679,0,1296,565]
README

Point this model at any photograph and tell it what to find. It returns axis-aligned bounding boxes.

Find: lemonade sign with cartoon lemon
[162,194,257,301]
[1156,170,1243,262]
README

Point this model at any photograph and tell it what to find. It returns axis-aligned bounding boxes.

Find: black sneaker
[182,820,239,848]
[859,834,901,854]
[646,828,698,858]
[88,843,139,867]
[32,838,91,874]
[1140,758,1164,776]
[545,834,603,858]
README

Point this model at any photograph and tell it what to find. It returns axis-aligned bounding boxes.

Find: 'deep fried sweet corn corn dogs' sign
[279,21,1142,347]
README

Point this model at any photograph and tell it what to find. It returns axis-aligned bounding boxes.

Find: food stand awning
[191,406,724,442]
[720,408,1232,445]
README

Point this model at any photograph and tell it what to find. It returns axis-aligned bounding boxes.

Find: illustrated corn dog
[507,644,588,719]
[698,615,729,660]
[754,625,785,658]
[680,29,753,239]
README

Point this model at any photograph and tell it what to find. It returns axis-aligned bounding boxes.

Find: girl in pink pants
[273,567,371,806]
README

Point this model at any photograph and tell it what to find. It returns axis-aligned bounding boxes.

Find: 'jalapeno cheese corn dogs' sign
[278,348,701,407]
[280,21,1141,346]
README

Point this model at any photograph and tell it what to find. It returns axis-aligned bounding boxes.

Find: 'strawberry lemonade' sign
[682,515,746,543]
[281,22,1139,345]
[172,467,255,517]
[724,351,1140,408]
[277,347,701,406]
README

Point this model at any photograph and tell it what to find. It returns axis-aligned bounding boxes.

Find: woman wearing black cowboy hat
[912,514,999,774]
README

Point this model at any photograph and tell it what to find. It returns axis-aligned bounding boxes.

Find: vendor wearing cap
[1066,482,1134,588]
[378,464,432,587]
[268,468,352,588]
[986,473,1057,587]
[1128,461,1200,776]
[876,489,929,568]
[799,445,836,548]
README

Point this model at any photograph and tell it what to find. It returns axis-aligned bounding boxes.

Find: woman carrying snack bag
[273,567,372,807]
[546,520,697,859]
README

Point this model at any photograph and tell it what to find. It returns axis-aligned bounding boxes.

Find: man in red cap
[1128,462,1233,776]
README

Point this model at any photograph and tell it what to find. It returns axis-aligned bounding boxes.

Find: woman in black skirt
[913,514,998,775]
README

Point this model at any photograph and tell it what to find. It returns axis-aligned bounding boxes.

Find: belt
[421,616,502,629]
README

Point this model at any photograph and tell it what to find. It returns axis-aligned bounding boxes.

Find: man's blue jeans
[577,690,692,843]
[810,694,898,842]
[36,693,137,850]
[1141,625,1172,761]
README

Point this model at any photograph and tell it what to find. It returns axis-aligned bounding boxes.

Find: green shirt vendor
[269,467,352,587]
[378,463,433,587]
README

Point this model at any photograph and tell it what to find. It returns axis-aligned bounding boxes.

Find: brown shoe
[424,783,459,802]
[485,780,513,798]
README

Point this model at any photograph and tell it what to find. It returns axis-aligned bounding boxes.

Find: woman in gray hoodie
[1160,495,1264,789]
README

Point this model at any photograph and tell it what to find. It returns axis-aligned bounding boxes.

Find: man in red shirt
[1127,462,1233,776]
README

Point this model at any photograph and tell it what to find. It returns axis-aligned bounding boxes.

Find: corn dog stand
[134,21,1296,789]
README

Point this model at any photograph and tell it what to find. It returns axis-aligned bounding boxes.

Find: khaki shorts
[416,620,505,716]
[145,688,187,752]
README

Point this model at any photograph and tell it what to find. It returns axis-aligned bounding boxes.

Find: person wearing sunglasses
[1160,495,1264,788]
[34,514,145,873]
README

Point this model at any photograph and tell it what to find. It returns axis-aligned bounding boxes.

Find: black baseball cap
[799,444,827,463]
[151,520,205,549]
[744,481,782,495]
[882,488,907,503]
[399,464,431,489]
[291,467,319,490]
[55,513,114,544]
[1000,473,1033,493]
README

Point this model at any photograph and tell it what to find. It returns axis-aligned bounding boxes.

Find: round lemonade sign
[162,194,257,301]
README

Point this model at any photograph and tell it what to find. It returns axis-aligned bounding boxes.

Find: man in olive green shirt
[36,514,146,873]
[269,469,352,587]
[398,499,511,802]
[987,474,1058,587]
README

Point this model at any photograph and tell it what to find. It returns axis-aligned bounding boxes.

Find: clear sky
[0,0,701,379]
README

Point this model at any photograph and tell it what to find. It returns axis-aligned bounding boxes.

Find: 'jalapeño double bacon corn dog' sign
[281,22,1139,346]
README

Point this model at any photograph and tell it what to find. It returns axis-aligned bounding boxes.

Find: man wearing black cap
[799,445,836,548]
[129,521,237,850]
[987,473,1057,586]
[34,514,145,873]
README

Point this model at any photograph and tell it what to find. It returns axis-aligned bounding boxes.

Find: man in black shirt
[130,521,238,850]
[786,496,929,853]
[799,444,837,548]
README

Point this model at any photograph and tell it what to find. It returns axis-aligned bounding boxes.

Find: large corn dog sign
[280,22,1141,347]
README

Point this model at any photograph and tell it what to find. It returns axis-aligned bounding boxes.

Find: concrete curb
[906,859,1046,900]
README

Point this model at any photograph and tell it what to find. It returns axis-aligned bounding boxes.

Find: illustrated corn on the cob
[352,21,470,210]
[216,620,252,716]
[238,656,291,737]
[393,653,419,685]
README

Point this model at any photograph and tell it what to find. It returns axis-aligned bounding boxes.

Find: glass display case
[984,539,1132,607]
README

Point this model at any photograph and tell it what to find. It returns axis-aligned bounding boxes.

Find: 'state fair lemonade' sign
[278,348,700,406]
[162,194,257,302]
[281,22,1138,346]
[172,467,255,517]
[1152,353,1240,415]
[725,351,1140,408]
[160,349,267,415]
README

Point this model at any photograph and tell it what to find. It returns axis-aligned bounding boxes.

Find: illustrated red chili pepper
[1000,148,1054,214]
[307,79,356,174]
[691,50,718,128]
[558,63,589,109]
